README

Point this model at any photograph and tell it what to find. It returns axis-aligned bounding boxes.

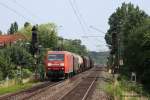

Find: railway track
[82,77,97,100]
[0,67,106,100]
[0,81,63,100]
[26,69,93,100]
[59,68,100,100]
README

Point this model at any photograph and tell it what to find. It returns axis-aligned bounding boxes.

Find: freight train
[44,51,94,79]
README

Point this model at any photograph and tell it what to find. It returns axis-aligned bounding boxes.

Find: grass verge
[0,81,37,95]
[103,75,150,100]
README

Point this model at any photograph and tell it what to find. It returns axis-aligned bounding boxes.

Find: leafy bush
[22,68,32,79]
[0,70,3,81]
[0,46,34,80]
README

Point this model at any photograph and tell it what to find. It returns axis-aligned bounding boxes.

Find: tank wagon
[44,51,94,79]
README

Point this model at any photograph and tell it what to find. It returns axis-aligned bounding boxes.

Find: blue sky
[0,0,150,51]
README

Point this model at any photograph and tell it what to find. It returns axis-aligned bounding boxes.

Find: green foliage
[63,38,88,56]
[121,20,150,93]
[104,76,149,100]
[14,22,18,32]
[37,64,45,81]
[22,69,32,79]
[19,22,87,55]
[19,23,58,50]
[0,46,34,80]
[105,2,150,93]
[0,70,3,81]
[0,50,16,79]
[0,81,35,95]
[24,22,31,28]
[38,23,58,49]
[8,22,18,34]
[19,23,32,39]
[89,51,109,64]
[0,30,2,35]
[105,2,148,52]
[127,20,150,91]
[9,46,34,67]
[0,21,89,85]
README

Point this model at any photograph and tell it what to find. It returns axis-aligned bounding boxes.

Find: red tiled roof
[0,33,27,45]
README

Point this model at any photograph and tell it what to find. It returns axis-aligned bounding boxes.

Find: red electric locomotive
[45,51,74,79]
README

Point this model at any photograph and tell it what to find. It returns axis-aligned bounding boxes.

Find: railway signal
[31,25,39,80]
[31,25,38,56]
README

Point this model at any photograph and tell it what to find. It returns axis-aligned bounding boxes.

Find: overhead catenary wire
[81,35,105,38]
[68,0,86,33]
[67,0,107,51]
[60,32,104,35]
[73,0,90,32]
[0,1,34,23]
[11,0,43,23]
[90,25,106,34]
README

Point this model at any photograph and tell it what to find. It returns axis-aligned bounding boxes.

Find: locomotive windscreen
[48,54,64,61]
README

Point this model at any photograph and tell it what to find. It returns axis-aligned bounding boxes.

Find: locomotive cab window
[48,54,64,61]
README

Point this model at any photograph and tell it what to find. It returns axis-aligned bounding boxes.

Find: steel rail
[58,76,97,100]
[0,81,63,100]
[82,77,97,100]
[23,80,64,100]
[0,81,50,99]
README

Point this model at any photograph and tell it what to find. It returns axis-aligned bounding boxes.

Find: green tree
[0,30,2,35]
[0,46,34,79]
[105,3,148,72]
[19,23,58,50]
[8,22,19,34]
[105,3,150,94]
[0,50,15,79]
[9,23,15,34]
[126,19,150,86]
[63,38,88,56]
[38,23,58,49]
[89,51,109,64]
[24,22,31,28]
[19,23,32,39]
[9,46,34,67]
[14,21,18,32]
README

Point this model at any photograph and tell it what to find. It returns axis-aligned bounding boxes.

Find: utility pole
[61,38,64,51]
[111,32,118,74]
[57,37,64,51]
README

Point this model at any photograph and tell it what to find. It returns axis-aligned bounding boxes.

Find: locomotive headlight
[48,63,52,66]
[60,63,64,66]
